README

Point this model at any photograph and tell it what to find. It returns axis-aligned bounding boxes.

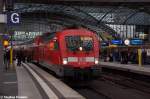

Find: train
[21,27,101,79]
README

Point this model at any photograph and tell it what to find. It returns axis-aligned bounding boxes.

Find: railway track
[74,72,150,99]
[75,86,111,99]
[101,73,150,94]
[34,63,150,99]
[34,63,111,99]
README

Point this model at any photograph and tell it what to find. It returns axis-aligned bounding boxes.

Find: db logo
[7,12,20,25]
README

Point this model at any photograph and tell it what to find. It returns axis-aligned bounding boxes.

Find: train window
[54,41,59,50]
[65,36,93,51]
[49,42,54,50]
[49,41,59,50]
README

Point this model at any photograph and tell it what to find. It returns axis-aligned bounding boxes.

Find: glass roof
[10,3,150,41]
[13,3,150,25]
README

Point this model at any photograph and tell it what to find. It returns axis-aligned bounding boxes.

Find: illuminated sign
[3,40,9,48]
[7,12,20,25]
[111,40,123,45]
[13,31,42,40]
[3,34,9,39]
[130,39,143,45]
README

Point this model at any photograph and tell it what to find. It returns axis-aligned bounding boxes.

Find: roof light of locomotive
[79,47,83,51]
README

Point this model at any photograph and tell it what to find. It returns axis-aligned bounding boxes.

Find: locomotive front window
[65,36,93,51]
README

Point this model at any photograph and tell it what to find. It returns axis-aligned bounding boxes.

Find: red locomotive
[26,28,101,79]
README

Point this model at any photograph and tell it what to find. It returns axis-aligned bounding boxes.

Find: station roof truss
[12,0,150,5]
[9,3,150,42]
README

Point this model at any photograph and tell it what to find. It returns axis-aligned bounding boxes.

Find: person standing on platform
[121,50,128,64]
[109,53,113,62]
[17,49,22,66]
[142,49,147,65]
[3,49,10,70]
[22,49,26,63]
[3,50,7,65]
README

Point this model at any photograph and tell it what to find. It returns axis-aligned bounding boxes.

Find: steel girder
[12,16,106,41]
[10,3,150,42]
[12,4,118,38]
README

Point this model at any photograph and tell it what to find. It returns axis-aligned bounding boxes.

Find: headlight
[95,58,99,64]
[79,47,83,51]
[63,58,68,64]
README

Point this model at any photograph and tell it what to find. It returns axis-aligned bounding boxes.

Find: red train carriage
[28,28,101,79]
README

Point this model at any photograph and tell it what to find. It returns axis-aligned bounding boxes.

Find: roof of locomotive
[34,27,95,42]
[57,28,95,36]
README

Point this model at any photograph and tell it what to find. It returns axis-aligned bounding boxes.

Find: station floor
[0,63,84,99]
[0,59,43,99]
[100,61,150,76]
[0,68,18,96]
[0,48,18,97]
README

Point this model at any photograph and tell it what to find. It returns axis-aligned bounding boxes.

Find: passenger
[133,51,138,64]
[3,50,7,65]
[116,51,120,62]
[120,50,128,64]
[22,49,26,63]
[27,55,31,62]
[106,56,109,62]
[4,50,10,70]
[120,51,124,64]
[113,50,119,62]
[109,53,113,62]
[142,49,147,65]
[17,50,22,66]
[112,51,116,62]
[124,50,128,64]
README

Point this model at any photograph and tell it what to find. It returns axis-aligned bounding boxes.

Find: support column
[138,49,142,67]
[0,0,5,69]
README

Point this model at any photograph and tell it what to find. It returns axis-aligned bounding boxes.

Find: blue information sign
[111,40,123,45]
[3,34,9,40]
[130,39,143,45]
[7,12,20,25]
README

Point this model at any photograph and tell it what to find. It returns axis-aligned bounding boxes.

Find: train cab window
[65,36,93,51]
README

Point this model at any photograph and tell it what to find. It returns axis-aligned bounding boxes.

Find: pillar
[0,0,5,68]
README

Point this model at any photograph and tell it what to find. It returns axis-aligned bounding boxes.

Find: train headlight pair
[95,58,99,64]
[63,58,68,65]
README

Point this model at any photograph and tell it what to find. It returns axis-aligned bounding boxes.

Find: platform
[0,48,18,97]
[17,66,42,99]
[0,59,84,99]
[23,63,85,99]
[99,61,150,76]
[0,68,18,97]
